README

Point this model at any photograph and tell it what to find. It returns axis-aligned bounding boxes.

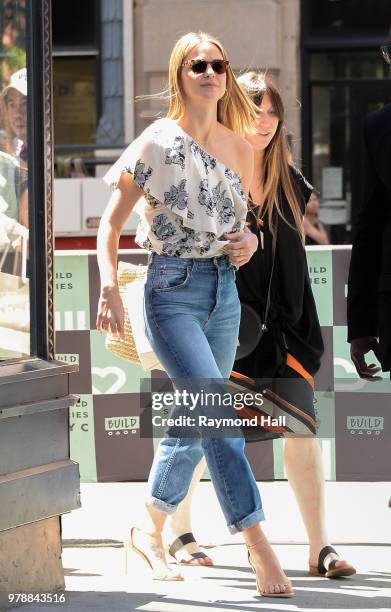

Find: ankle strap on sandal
[145,531,163,538]
[133,527,162,539]
[246,536,267,550]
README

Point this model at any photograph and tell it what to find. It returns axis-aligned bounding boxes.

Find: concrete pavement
[4,542,391,611]
[4,481,391,612]
[60,481,391,545]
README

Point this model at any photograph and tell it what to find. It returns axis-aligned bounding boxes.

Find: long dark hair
[238,72,304,242]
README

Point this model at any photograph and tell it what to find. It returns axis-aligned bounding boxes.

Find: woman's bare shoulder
[218,122,249,147]
[217,124,252,171]
[236,135,253,158]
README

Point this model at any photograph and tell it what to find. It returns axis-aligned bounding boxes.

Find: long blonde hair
[238,72,304,242]
[138,32,258,136]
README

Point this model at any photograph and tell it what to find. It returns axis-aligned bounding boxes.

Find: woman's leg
[131,504,182,580]
[284,437,351,572]
[243,524,292,595]
[144,259,263,529]
[166,457,213,565]
[133,433,204,578]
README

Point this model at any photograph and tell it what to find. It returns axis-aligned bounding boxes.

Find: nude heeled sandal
[124,527,184,581]
[247,538,294,598]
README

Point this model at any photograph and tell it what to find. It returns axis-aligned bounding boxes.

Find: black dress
[233,167,324,436]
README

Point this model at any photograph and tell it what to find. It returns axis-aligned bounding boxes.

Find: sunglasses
[182,59,230,75]
[251,93,263,107]
[380,45,391,65]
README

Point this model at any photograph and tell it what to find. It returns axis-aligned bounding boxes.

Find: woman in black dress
[233,72,355,578]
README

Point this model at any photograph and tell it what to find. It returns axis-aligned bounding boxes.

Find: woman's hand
[224,226,258,267]
[96,284,125,339]
[96,171,143,340]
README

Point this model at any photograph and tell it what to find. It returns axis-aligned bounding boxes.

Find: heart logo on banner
[91,367,126,394]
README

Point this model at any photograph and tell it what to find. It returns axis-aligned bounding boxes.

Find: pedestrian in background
[304,191,329,246]
[347,38,391,382]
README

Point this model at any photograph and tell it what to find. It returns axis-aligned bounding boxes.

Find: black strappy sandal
[309,545,356,578]
[168,532,213,566]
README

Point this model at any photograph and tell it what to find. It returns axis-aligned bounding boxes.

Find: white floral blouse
[103,118,247,258]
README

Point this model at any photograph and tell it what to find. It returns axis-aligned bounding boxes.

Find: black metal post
[26,0,55,360]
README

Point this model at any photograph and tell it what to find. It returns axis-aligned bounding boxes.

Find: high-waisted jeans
[144,253,264,533]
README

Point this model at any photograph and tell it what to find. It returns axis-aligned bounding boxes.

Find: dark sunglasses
[182,59,230,75]
[251,93,263,107]
[380,45,391,65]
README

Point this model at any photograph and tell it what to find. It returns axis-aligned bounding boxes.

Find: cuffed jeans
[144,253,264,533]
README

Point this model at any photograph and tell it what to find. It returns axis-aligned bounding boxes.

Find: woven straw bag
[105,261,147,363]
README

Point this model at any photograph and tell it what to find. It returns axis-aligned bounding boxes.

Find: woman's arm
[96,171,143,337]
[303,216,329,245]
[224,140,258,267]
[19,188,28,228]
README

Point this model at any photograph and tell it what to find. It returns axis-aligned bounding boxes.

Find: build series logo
[347,416,384,437]
[104,416,140,437]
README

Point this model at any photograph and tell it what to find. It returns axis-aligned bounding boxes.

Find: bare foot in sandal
[129,527,184,581]
[309,545,356,578]
[247,536,294,598]
[167,531,213,566]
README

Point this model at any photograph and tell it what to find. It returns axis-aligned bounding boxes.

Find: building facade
[51,0,391,244]
[52,0,303,244]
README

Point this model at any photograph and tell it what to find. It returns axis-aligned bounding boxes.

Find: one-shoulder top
[102,118,247,258]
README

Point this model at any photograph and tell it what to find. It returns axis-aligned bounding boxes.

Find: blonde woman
[97,33,294,598]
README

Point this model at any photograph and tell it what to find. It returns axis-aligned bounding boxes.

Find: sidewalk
[5,482,391,612]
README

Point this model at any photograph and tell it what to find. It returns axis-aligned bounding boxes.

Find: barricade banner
[54,247,390,482]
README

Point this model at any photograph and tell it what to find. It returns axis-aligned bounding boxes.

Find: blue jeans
[144,253,264,533]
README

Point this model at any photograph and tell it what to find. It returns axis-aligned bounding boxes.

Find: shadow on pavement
[6,584,391,612]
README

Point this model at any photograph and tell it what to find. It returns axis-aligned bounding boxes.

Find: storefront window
[310,51,390,80]
[0,0,31,360]
[305,0,390,40]
[52,0,124,178]
[305,48,391,243]
[53,58,97,149]
[311,85,351,243]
